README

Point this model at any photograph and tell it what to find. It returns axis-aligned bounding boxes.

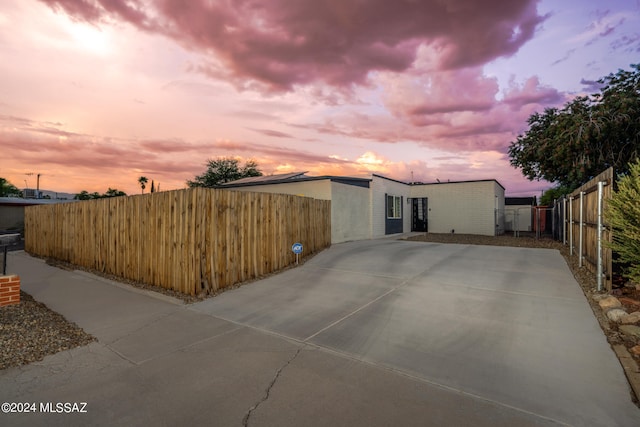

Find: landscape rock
[631,345,640,356]
[619,297,640,307]
[618,325,640,340]
[598,296,622,310]
[606,308,629,323]
[620,311,640,325]
[592,294,610,302]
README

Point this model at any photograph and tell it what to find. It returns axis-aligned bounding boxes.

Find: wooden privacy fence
[25,188,331,296]
[563,167,614,291]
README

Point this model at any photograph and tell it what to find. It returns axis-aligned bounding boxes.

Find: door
[412,198,428,232]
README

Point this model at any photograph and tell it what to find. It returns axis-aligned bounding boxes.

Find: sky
[0,0,638,197]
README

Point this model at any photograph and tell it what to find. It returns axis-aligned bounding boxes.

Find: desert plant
[605,158,640,283]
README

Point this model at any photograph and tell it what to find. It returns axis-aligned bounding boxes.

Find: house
[504,197,536,233]
[0,197,74,231]
[222,173,505,243]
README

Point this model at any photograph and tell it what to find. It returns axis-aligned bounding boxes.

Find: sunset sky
[1,0,638,197]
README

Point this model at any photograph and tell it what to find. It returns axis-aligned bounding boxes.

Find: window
[387,195,402,219]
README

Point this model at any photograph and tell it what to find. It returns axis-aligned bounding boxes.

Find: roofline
[411,178,505,191]
[0,197,76,206]
[371,173,410,185]
[218,175,371,189]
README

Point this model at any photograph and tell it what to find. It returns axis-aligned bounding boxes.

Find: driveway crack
[242,346,303,427]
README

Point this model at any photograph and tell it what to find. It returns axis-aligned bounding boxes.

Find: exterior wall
[227,179,371,243]
[227,176,506,240]
[330,182,370,243]
[0,205,25,230]
[226,180,332,200]
[494,181,505,235]
[370,175,411,238]
[410,181,502,236]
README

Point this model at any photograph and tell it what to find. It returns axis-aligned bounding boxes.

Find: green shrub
[605,158,640,283]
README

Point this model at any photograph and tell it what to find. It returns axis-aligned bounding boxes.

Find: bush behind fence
[563,167,614,291]
[25,188,331,295]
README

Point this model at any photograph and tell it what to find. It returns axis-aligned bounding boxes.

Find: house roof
[505,197,537,206]
[220,172,308,186]
[0,197,75,206]
[370,173,505,190]
[220,173,371,189]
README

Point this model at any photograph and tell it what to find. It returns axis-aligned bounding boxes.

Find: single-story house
[0,197,74,231]
[504,197,536,232]
[221,173,505,243]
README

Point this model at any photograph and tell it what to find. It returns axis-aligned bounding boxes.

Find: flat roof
[220,172,308,186]
[220,174,371,189]
[0,197,76,206]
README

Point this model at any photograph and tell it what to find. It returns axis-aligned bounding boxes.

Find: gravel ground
[2,233,638,378]
[0,291,95,370]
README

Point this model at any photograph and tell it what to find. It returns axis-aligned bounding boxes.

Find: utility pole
[25,173,43,198]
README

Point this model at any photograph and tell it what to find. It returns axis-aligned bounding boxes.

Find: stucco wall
[226,180,332,200]
[330,182,370,243]
[370,175,411,238]
[0,205,25,230]
[410,181,501,236]
[494,181,505,235]
[226,179,371,243]
[227,177,506,240]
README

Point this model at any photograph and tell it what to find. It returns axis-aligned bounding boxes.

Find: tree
[74,189,127,199]
[187,157,262,188]
[138,176,148,194]
[74,191,92,200]
[539,185,572,206]
[509,64,640,190]
[0,177,22,197]
[605,158,640,283]
[104,188,127,198]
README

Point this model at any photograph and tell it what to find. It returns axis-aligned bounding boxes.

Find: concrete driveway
[191,238,639,426]
[2,239,639,426]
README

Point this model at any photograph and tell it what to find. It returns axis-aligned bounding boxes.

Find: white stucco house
[221,172,505,243]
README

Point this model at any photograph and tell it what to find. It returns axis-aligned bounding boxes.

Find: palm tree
[138,176,148,194]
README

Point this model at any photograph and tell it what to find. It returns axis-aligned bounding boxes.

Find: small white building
[222,173,505,243]
[504,197,536,233]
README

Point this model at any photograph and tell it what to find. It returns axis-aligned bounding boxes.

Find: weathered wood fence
[25,188,331,295]
[562,168,614,291]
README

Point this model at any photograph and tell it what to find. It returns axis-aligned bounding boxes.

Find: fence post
[562,197,567,245]
[2,245,6,275]
[551,201,555,240]
[579,191,584,268]
[569,196,573,256]
[597,181,604,291]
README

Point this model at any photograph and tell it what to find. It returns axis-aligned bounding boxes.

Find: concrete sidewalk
[1,243,639,426]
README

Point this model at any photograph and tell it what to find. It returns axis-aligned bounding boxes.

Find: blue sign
[292,243,303,254]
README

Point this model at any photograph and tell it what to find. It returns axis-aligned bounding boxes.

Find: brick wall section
[0,275,20,307]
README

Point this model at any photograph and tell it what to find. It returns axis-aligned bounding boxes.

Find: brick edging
[0,274,20,307]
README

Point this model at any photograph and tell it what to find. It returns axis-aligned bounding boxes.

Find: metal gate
[411,198,428,232]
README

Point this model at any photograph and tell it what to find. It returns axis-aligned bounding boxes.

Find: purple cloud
[38,0,546,91]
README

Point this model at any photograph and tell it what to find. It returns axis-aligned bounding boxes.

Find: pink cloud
[286,68,567,154]
[38,0,547,91]
[381,67,499,118]
[247,128,294,139]
[1,112,551,197]
[502,76,563,109]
